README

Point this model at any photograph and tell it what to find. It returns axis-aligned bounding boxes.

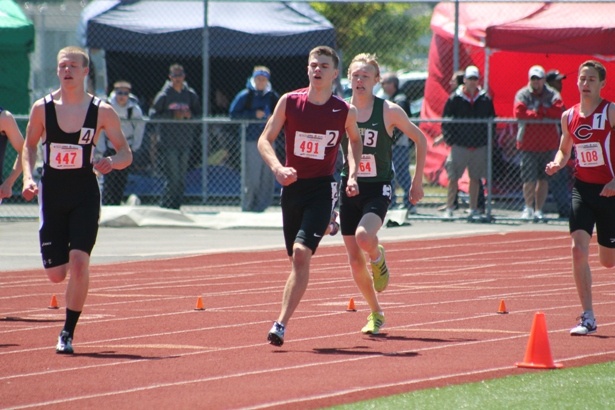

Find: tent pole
[453,0,459,72]
[201,0,210,203]
[484,47,492,219]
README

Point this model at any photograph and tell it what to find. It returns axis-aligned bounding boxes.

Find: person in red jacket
[514,65,564,221]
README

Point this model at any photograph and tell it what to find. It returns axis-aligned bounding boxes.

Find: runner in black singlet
[22,46,132,354]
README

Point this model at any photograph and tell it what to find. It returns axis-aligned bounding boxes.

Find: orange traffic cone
[194,296,205,311]
[515,312,563,369]
[48,294,59,309]
[497,299,508,314]
[346,298,356,312]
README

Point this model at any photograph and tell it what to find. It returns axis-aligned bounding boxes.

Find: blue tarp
[79,1,335,57]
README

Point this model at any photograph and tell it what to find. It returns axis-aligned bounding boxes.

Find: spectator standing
[449,70,465,93]
[98,81,145,205]
[258,46,362,346]
[546,69,573,218]
[436,65,495,220]
[514,65,564,221]
[546,70,566,94]
[21,46,132,354]
[380,73,415,215]
[230,66,280,212]
[437,70,465,212]
[340,53,426,334]
[149,64,202,209]
[0,107,24,201]
[545,60,615,335]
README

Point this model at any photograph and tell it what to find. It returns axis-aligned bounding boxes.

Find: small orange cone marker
[346,298,356,312]
[195,296,205,311]
[515,312,563,369]
[497,299,508,314]
[48,294,59,309]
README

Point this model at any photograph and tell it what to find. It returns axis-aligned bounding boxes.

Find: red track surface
[2,231,615,409]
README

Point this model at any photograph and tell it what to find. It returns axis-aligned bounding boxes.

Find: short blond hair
[57,46,89,67]
[347,53,380,79]
[113,80,132,90]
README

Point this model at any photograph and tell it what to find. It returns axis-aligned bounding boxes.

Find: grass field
[330,361,615,409]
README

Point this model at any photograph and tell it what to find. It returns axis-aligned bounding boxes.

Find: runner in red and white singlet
[546,60,615,337]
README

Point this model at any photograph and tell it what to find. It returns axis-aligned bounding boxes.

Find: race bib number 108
[576,142,605,167]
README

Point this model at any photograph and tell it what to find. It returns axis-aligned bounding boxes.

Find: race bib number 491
[294,131,326,160]
[293,130,340,160]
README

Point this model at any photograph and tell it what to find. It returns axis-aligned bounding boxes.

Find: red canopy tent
[422,1,615,187]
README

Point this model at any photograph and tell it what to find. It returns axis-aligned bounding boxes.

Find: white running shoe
[56,330,74,354]
[521,207,534,220]
[267,321,285,346]
[570,313,597,336]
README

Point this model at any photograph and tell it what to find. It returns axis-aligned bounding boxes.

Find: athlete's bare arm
[0,110,24,199]
[93,102,132,174]
[21,99,46,201]
[344,105,362,197]
[384,101,426,204]
[546,111,573,176]
[257,93,297,186]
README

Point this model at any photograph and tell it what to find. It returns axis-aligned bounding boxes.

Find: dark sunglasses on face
[170,73,185,78]
[115,90,129,96]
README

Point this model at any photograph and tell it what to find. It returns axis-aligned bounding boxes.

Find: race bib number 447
[49,143,84,169]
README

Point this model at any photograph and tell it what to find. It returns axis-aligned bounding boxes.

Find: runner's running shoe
[361,312,385,334]
[56,330,74,354]
[328,210,339,236]
[570,312,597,335]
[267,321,285,346]
[371,245,389,292]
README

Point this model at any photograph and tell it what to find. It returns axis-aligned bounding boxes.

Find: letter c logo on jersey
[574,124,593,141]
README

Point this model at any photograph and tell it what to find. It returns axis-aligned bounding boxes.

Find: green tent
[0,0,34,115]
[0,0,33,190]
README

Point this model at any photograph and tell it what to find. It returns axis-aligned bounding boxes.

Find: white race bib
[358,154,377,177]
[49,143,83,169]
[576,142,605,167]
[294,131,326,160]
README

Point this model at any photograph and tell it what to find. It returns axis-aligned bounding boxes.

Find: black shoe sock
[63,308,82,338]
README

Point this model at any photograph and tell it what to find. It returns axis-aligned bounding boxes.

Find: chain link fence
[2,0,614,224]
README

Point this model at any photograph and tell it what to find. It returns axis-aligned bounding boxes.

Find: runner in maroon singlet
[258,46,362,346]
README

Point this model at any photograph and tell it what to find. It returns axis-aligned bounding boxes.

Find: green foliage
[311,2,431,73]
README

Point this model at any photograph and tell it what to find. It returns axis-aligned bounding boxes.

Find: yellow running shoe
[361,312,385,334]
[371,245,389,292]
